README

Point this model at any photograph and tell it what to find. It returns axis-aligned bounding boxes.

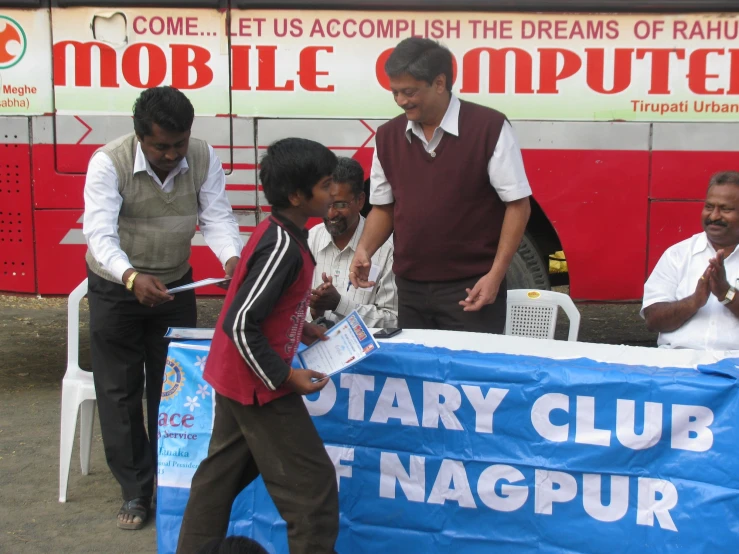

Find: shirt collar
[316,216,366,253]
[691,232,711,256]
[693,231,739,262]
[405,94,460,143]
[133,142,189,176]
[347,216,366,251]
[270,210,311,253]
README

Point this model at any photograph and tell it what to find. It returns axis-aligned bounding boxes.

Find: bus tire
[506,233,551,290]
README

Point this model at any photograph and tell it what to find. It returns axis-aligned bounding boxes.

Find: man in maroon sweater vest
[177,139,340,554]
[349,38,532,333]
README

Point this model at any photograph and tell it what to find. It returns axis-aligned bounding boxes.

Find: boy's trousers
[176,391,339,554]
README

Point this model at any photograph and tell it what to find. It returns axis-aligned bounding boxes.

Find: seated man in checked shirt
[308,157,398,328]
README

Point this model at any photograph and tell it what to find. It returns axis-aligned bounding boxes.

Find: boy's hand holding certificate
[284,366,329,394]
[297,310,379,379]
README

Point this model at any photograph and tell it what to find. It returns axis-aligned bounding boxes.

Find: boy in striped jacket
[177,138,340,554]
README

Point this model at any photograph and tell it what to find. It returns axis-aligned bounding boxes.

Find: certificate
[166,277,231,294]
[297,311,379,377]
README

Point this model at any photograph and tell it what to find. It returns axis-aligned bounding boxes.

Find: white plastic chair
[59,278,97,502]
[505,289,581,342]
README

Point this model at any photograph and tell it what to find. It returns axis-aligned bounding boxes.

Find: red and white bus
[0,0,737,299]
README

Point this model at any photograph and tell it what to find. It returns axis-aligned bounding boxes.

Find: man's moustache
[706,220,727,227]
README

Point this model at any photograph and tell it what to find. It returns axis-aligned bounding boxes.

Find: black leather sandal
[117,496,151,530]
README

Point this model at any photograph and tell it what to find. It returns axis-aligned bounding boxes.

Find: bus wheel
[506,232,550,290]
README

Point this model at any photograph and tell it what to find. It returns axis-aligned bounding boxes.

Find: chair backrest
[66,279,89,376]
[505,289,581,341]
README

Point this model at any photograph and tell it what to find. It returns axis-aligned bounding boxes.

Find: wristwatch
[721,286,736,305]
[125,271,139,291]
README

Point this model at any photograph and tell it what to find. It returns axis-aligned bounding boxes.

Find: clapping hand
[310,272,341,312]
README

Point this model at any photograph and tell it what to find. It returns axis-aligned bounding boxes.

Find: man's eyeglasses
[329,201,351,210]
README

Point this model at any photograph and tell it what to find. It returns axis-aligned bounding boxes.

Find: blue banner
[157,340,739,553]
[157,342,214,489]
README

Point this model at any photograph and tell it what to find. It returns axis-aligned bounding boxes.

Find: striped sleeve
[221,224,302,390]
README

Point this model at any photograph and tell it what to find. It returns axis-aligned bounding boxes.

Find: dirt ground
[0,291,657,554]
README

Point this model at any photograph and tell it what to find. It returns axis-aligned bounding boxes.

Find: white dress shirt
[308,216,398,328]
[83,142,243,283]
[370,94,532,205]
[641,232,739,350]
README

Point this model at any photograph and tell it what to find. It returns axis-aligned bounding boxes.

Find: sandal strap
[119,497,150,519]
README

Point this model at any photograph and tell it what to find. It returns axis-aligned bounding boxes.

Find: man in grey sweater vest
[82,87,243,530]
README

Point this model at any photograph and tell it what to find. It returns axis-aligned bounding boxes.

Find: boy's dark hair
[197,536,269,554]
[332,157,365,198]
[708,170,739,190]
[259,138,337,210]
[133,86,195,137]
[385,37,454,92]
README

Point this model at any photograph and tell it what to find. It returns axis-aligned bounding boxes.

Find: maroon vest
[376,99,507,282]
[204,217,313,405]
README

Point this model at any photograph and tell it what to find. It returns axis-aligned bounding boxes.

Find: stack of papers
[164,328,215,340]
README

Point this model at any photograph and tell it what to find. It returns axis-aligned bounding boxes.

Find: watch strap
[721,286,736,305]
[125,271,139,291]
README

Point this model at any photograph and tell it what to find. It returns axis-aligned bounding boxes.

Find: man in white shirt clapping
[642,171,739,350]
[308,157,398,329]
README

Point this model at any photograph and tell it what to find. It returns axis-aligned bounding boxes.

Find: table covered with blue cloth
[155,330,739,554]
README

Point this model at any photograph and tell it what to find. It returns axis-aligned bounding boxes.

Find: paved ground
[0,292,656,553]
